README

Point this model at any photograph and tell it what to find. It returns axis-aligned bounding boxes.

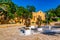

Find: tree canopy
[46,5,60,23]
[0,0,36,24]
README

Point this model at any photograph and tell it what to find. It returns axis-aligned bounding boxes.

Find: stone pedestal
[37,28,43,32]
[25,30,31,35]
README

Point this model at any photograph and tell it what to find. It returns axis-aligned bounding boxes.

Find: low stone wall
[0,23,45,28]
[0,24,25,28]
[50,21,60,26]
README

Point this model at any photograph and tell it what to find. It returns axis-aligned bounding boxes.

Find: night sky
[12,0,60,12]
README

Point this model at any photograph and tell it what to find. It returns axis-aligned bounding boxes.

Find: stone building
[31,11,45,25]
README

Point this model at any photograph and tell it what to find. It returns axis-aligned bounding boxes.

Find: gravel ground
[0,27,60,40]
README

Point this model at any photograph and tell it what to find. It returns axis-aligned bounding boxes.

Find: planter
[25,30,32,35]
[29,26,35,29]
[37,28,43,32]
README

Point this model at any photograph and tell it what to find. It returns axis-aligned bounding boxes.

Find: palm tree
[23,5,36,27]
[27,5,36,18]
[23,8,31,27]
